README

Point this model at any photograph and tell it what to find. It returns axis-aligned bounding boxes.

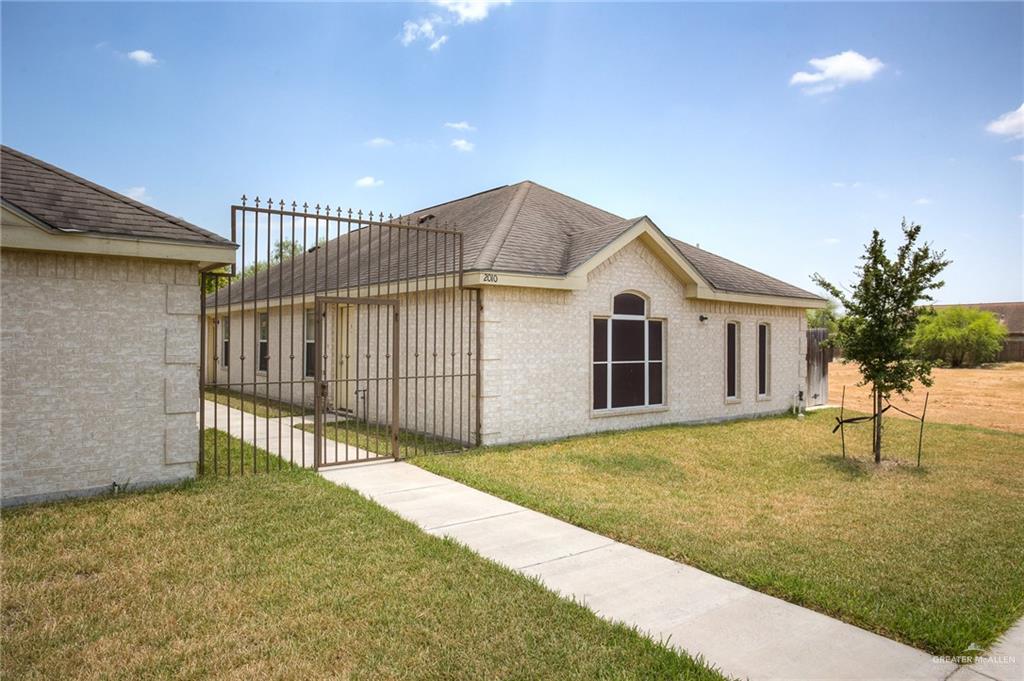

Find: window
[258,312,269,373]
[726,321,739,400]
[757,323,770,397]
[221,317,230,368]
[304,309,316,378]
[593,293,664,410]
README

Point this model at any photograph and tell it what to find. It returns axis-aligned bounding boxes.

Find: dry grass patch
[1,431,723,681]
[829,360,1024,433]
[414,411,1024,656]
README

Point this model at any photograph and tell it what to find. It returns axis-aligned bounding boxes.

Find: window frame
[304,308,316,379]
[220,316,230,369]
[725,320,740,403]
[592,292,666,414]
[757,322,771,399]
[257,312,269,374]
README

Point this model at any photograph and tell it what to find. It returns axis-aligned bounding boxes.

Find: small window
[221,317,230,368]
[304,309,316,378]
[613,292,645,316]
[757,323,770,397]
[258,312,269,373]
[593,293,664,410]
[726,322,739,400]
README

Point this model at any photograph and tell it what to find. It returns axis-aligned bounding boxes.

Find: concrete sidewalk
[321,460,961,681]
[204,408,1020,681]
[202,400,377,468]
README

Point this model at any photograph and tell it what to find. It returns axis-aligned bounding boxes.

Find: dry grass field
[828,361,1024,433]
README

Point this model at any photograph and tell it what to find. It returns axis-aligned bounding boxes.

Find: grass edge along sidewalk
[0,429,726,681]
[413,409,1024,657]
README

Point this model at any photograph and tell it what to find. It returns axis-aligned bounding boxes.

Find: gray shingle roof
[1,145,231,246]
[670,238,822,301]
[208,180,821,305]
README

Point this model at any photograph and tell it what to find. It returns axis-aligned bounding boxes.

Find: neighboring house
[932,302,1024,362]
[0,145,236,506]
[206,181,825,451]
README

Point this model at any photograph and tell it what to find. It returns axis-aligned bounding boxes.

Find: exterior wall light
[699,315,709,322]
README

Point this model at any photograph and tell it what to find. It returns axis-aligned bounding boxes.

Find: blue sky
[2,1,1022,304]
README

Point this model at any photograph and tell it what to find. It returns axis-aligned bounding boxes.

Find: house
[0,145,236,506]
[932,302,1024,362]
[204,181,825,458]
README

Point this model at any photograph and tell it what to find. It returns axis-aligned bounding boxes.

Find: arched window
[592,293,664,410]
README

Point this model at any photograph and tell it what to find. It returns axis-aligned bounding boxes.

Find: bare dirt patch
[828,361,1024,433]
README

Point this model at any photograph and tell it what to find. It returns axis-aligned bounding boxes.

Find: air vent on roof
[418,213,435,225]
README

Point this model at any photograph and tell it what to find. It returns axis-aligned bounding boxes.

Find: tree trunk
[873,387,883,463]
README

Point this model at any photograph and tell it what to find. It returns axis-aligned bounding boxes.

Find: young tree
[913,307,1007,367]
[806,298,840,333]
[201,240,306,293]
[813,220,950,463]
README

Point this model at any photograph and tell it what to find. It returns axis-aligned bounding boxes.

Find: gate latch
[319,382,328,398]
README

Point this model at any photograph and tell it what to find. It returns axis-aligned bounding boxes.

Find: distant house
[205,181,826,452]
[933,302,1024,362]
[1,146,236,505]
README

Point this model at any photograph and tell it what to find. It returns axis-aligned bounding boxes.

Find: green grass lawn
[412,410,1024,656]
[1,430,724,681]
[204,386,310,418]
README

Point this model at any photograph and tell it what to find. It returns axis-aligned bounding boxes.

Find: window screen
[592,296,664,410]
[258,313,269,372]
[221,317,230,368]
[305,309,316,378]
[613,293,645,316]
[726,322,738,399]
[757,323,769,396]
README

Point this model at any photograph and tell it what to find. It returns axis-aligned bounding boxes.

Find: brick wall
[479,240,807,445]
[0,250,200,506]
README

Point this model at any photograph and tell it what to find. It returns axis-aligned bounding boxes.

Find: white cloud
[913,197,931,205]
[831,180,863,189]
[401,18,438,46]
[790,50,884,95]
[451,139,475,152]
[354,176,383,188]
[444,121,476,131]
[127,49,157,66]
[428,35,449,52]
[986,103,1024,139]
[1013,154,1024,162]
[822,237,840,245]
[365,137,394,148]
[433,0,511,24]
[122,186,150,201]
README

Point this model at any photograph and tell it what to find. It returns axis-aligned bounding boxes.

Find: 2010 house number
[482,273,499,283]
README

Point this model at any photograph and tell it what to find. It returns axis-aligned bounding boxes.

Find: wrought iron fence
[200,198,480,474]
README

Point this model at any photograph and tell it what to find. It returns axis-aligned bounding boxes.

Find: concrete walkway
[321,460,959,681]
[206,406,1021,681]
[203,400,378,468]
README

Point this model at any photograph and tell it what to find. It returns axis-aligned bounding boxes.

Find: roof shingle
[1,145,231,246]
[208,180,822,305]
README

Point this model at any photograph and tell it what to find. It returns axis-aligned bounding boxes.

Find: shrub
[913,307,1007,367]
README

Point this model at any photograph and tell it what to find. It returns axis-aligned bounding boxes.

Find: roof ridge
[474,181,532,269]
[514,180,624,222]
[564,216,640,236]
[0,145,222,242]
[408,183,510,216]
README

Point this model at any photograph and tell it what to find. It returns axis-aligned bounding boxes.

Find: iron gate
[199,198,480,474]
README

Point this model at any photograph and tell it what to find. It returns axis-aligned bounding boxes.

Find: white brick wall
[1,250,201,505]
[479,240,807,445]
